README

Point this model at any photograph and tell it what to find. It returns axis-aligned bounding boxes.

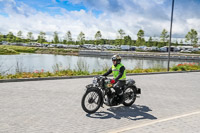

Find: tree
[117,29,125,45]
[15,31,22,43]
[64,31,73,44]
[185,29,198,47]
[147,36,153,47]
[27,32,34,42]
[118,29,125,39]
[63,40,67,44]
[53,31,59,44]
[77,31,85,45]
[37,31,46,44]
[94,31,102,45]
[6,32,15,42]
[95,31,102,40]
[17,31,23,38]
[123,35,132,45]
[180,40,183,45]
[100,39,105,44]
[160,29,169,43]
[174,39,178,46]
[0,32,3,42]
[136,29,145,46]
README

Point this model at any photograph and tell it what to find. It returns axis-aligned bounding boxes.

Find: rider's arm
[102,67,112,76]
[115,66,125,82]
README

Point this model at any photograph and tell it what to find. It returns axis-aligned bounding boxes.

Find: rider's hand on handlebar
[110,79,115,84]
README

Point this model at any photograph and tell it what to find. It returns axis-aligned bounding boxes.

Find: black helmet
[112,54,121,64]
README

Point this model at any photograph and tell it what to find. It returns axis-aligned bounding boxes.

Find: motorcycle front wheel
[81,88,102,114]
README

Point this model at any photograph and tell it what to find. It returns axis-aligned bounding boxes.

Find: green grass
[191,51,200,54]
[0,45,38,54]
[0,47,19,54]
[36,48,79,54]
[0,45,79,55]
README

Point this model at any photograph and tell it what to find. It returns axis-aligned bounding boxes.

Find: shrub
[0,45,38,53]
[170,63,200,71]
[0,47,19,55]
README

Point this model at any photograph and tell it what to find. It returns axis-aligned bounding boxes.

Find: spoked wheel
[123,86,137,106]
[81,88,102,114]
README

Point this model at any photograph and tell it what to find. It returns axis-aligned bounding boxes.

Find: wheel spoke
[124,87,135,104]
[84,91,100,111]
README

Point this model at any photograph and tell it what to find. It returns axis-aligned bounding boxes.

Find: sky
[0,0,200,42]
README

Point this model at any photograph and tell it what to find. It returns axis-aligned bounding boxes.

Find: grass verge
[0,63,199,79]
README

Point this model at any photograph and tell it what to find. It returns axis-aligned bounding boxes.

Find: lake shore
[0,63,200,80]
[1,45,200,60]
[0,45,79,55]
[79,50,200,60]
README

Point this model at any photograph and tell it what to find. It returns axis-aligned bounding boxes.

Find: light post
[167,0,175,71]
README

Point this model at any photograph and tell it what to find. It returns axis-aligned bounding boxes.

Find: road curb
[0,70,200,83]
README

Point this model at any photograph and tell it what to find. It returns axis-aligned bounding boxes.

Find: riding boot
[109,92,115,105]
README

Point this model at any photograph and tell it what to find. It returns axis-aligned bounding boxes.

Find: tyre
[81,88,102,114]
[123,86,137,106]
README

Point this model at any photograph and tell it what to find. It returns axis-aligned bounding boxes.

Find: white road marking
[108,110,200,133]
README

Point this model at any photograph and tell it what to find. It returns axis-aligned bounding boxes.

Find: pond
[0,53,199,74]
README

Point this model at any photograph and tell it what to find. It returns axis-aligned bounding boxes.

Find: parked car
[191,48,199,52]
[130,46,136,51]
[56,44,65,48]
[2,41,8,45]
[151,46,159,51]
[121,45,130,51]
[181,50,192,53]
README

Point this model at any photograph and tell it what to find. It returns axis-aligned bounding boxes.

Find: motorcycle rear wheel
[123,86,137,106]
[81,88,102,114]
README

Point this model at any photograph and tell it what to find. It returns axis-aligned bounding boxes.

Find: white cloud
[52,0,58,4]
[0,0,200,42]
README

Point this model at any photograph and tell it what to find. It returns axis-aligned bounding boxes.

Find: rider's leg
[113,80,125,103]
[113,80,125,94]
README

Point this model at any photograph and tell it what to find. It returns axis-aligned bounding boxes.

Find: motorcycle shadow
[86,105,157,120]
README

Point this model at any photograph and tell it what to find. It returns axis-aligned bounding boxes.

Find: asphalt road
[0,72,200,133]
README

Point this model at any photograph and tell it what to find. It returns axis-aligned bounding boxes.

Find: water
[0,53,199,74]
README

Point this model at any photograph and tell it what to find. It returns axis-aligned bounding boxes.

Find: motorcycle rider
[102,54,126,103]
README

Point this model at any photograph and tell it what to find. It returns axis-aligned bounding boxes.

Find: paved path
[0,72,200,133]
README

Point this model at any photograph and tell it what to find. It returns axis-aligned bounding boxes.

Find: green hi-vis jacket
[112,63,126,80]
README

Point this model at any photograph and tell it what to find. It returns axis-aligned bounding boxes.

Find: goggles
[112,57,117,61]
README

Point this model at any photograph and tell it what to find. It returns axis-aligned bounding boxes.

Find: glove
[110,79,115,84]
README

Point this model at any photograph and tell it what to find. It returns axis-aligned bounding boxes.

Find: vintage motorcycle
[81,76,141,114]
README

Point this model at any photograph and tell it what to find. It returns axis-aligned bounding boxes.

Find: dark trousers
[113,80,126,95]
